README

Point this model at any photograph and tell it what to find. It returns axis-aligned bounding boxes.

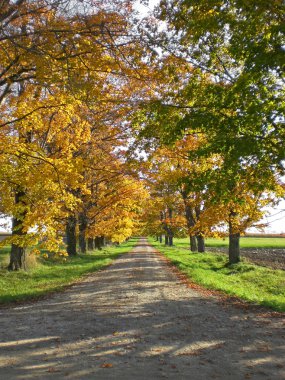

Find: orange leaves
[0,0,155,257]
[100,363,113,368]
[87,172,149,243]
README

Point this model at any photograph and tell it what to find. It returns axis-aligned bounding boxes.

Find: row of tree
[139,135,283,263]
[131,0,285,263]
[0,0,149,270]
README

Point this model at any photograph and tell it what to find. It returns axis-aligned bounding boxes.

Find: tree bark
[181,191,197,252]
[161,210,173,247]
[190,236,197,252]
[159,235,162,243]
[78,212,87,254]
[95,236,102,250]
[9,244,26,271]
[66,214,77,256]
[79,233,86,253]
[167,207,174,246]
[229,211,240,264]
[87,238,94,251]
[99,236,105,248]
[165,235,169,245]
[196,234,205,252]
[229,233,240,263]
[8,190,27,271]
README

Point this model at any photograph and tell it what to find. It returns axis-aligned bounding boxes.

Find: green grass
[149,238,285,312]
[175,236,285,249]
[0,245,10,264]
[0,238,138,305]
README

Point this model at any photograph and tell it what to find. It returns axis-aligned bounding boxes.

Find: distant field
[245,234,285,238]
[174,237,285,249]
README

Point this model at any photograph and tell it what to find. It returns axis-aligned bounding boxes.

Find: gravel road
[0,238,284,380]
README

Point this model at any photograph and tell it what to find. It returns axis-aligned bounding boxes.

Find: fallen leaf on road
[100,363,113,368]
[178,351,202,356]
[47,367,60,373]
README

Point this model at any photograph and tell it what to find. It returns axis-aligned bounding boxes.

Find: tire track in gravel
[0,238,284,380]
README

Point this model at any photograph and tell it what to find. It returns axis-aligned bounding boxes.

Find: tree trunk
[181,192,197,252]
[78,212,87,254]
[165,235,169,245]
[229,211,240,264]
[66,214,77,256]
[87,238,94,251]
[166,207,174,246]
[190,235,197,252]
[196,234,205,253]
[79,232,86,253]
[229,233,240,263]
[8,190,27,271]
[159,235,162,243]
[95,236,102,250]
[99,236,105,248]
[9,245,26,271]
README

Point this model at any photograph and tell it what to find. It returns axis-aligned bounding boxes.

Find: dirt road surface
[0,238,284,379]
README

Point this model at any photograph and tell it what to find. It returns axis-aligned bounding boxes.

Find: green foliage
[0,238,137,304]
[150,238,285,311]
[138,0,285,198]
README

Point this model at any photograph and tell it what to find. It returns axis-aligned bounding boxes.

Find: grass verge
[149,238,285,312]
[0,238,138,305]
